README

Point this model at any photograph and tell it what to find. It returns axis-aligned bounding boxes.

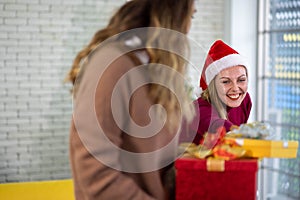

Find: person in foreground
[65,0,196,199]
[181,40,252,144]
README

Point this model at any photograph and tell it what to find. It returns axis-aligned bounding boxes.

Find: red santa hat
[200,40,249,90]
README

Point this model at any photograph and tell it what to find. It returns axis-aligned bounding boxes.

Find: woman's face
[214,65,248,108]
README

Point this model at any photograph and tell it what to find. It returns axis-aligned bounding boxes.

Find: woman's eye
[238,79,246,82]
[222,80,230,84]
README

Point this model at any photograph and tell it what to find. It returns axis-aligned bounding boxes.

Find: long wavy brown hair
[65,0,196,128]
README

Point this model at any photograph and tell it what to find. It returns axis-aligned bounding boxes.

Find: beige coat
[69,42,179,200]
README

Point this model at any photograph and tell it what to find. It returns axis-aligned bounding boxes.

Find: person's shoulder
[245,92,251,99]
[92,41,139,70]
[194,96,211,107]
[240,92,252,110]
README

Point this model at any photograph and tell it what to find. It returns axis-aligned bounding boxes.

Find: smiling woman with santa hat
[183,40,252,144]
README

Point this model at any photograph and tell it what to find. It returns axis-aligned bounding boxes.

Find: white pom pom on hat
[199,40,249,90]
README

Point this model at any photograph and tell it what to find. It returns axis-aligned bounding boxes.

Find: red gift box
[175,157,258,200]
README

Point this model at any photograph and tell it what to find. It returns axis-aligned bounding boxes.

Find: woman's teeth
[228,94,239,99]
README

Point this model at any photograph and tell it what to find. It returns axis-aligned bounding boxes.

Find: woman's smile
[227,92,244,100]
[215,65,248,108]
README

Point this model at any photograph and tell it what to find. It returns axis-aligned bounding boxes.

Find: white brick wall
[188,0,224,96]
[0,0,224,183]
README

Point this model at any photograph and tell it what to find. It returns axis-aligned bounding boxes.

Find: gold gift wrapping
[206,158,225,172]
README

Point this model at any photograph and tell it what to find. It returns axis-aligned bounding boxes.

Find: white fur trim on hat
[205,53,249,85]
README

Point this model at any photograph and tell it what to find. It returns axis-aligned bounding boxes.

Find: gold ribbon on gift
[179,138,247,161]
[213,144,247,160]
[206,158,225,172]
[179,143,213,159]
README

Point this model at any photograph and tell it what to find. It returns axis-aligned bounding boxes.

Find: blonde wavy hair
[201,80,228,120]
[65,0,196,128]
